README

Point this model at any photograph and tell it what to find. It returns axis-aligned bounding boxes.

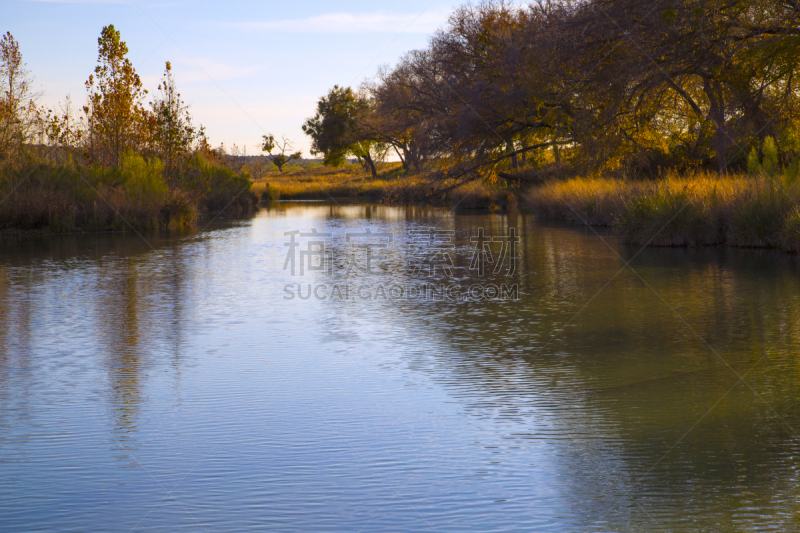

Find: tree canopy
[83,25,149,167]
[302,85,381,179]
[307,0,800,184]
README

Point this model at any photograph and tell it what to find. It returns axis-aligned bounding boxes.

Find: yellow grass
[525,172,800,249]
[251,162,407,201]
[252,161,519,210]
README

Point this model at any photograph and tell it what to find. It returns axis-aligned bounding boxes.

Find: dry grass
[253,162,522,210]
[252,162,407,201]
[525,171,800,249]
[0,152,258,234]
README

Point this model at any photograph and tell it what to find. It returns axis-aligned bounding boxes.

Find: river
[1,202,798,532]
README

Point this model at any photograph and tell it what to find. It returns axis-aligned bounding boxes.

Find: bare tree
[261,134,301,172]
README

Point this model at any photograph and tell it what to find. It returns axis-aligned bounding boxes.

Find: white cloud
[228,11,449,35]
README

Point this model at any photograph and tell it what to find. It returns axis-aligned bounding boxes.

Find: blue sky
[7,0,464,155]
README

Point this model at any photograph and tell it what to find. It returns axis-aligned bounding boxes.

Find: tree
[150,61,196,184]
[302,85,380,179]
[369,55,449,174]
[347,0,800,182]
[565,0,800,173]
[44,95,85,151]
[0,32,39,165]
[84,25,148,167]
[364,3,564,179]
[261,134,301,172]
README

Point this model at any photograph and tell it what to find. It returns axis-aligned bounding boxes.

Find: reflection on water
[0,203,799,531]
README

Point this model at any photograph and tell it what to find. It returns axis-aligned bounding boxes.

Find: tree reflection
[396,223,800,529]
[295,204,800,530]
[95,257,145,463]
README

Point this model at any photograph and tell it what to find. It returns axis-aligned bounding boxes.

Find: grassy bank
[0,151,257,234]
[1,155,522,235]
[252,162,519,209]
[253,162,410,202]
[525,172,800,251]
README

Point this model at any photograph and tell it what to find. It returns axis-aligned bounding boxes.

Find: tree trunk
[402,142,419,172]
[363,153,378,180]
[704,78,729,175]
[393,145,408,172]
[407,146,421,172]
[507,140,519,169]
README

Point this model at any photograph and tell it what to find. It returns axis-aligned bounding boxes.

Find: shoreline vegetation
[0,151,257,236]
[0,27,261,236]
[251,161,518,209]
[6,0,800,252]
[9,151,800,254]
[525,172,800,252]
[256,163,800,253]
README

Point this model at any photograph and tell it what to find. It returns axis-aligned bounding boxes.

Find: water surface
[1,203,799,532]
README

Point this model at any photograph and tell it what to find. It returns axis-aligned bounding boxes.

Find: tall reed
[525,172,800,250]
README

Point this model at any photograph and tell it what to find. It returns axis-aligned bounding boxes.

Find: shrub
[725,187,788,247]
[182,153,257,214]
[616,190,709,246]
[260,184,280,202]
[119,150,168,203]
[782,207,800,252]
[762,137,780,178]
[0,155,198,232]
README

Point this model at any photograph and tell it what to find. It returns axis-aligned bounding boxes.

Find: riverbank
[263,164,800,251]
[251,162,518,209]
[12,155,796,252]
[252,162,405,201]
[525,173,800,251]
[0,152,258,234]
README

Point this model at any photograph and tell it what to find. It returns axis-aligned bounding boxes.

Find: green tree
[302,85,380,179]
[84,25,148,167]
[261,134,301,172]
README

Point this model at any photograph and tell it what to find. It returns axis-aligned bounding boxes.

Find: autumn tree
[302,85,381,179]
[363,3,566,179]
[43,95,85,151]
[150,61,196,184]
[84,25,148,167]
[366,62,438,173]
[0,32,40,165]
[261,134,301,172]
[562,0,800,173]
